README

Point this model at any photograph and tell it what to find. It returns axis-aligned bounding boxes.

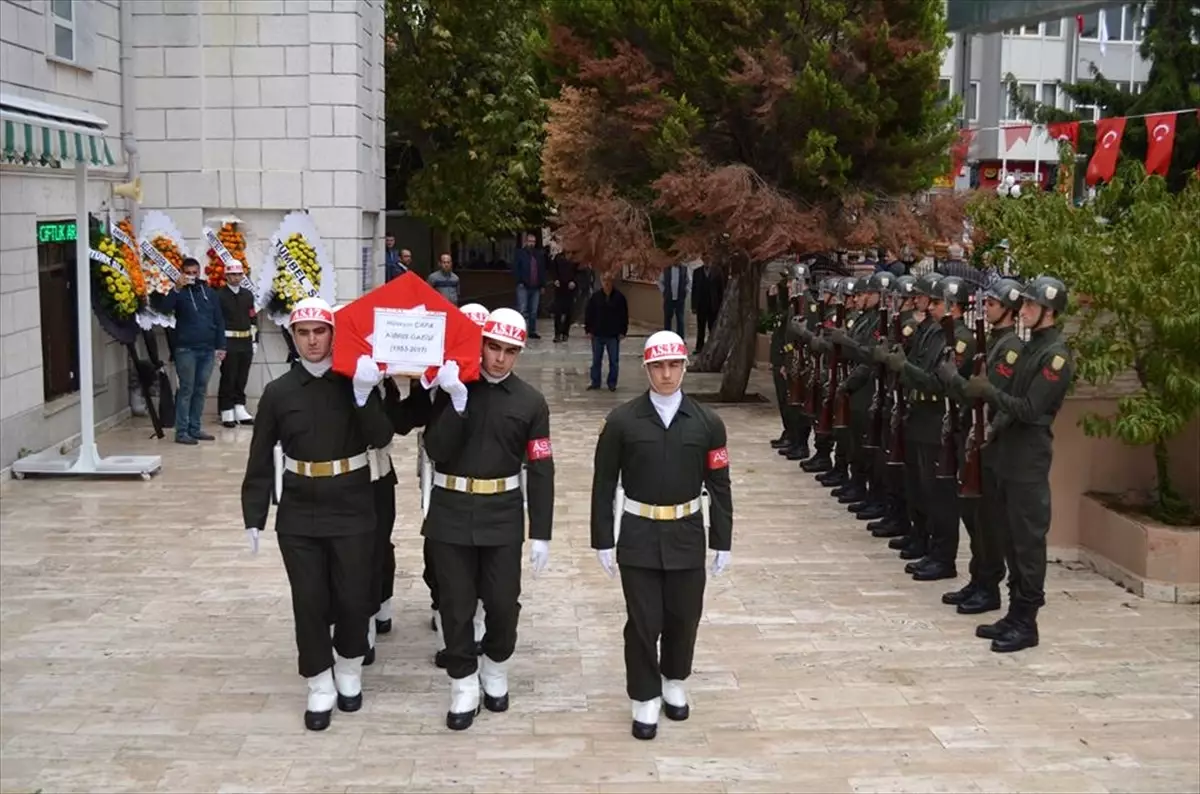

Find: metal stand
[12,160,162,481]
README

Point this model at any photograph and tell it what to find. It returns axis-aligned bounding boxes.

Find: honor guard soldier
[871,275,920,541]
[422,302,490,668]
[830,272,891,517]
[766,272,793,453]
[241,297,396,731]
[883,271,947,569]
[422,307,555,730]
[816,277,861,490]
[789,276,833,472]
[775,262,816,460]
[960,276,1073,653]
[936,278,1024,617]
[217,261,256,427]
[590,331,734,741]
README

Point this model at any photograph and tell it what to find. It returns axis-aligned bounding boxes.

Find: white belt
[433,471,522,495]
[225,329,253,338]
[623,496,703,521]
[284,452,369,478]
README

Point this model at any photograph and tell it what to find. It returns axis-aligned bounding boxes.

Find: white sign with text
[372,307,446,369]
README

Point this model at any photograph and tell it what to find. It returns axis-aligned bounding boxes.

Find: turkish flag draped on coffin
[332,270,482,384]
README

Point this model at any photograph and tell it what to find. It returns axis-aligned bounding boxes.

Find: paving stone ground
[2,332,1198,794]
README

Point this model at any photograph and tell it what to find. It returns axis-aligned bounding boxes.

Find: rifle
[802,308,823,417]
[832,304,851,429]
[935,314,961,480]
[959,297,987,498]
[819,303,845,433]
[864,302,889,450]
[886,311,907,466]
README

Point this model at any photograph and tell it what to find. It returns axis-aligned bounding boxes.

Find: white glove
[710,550,731,576]
[435,359,468,413]
[352,355,384,407]
[529,539,550,576]
[246,527,260,555]
[597,548,616,579]
[252,342,258,355]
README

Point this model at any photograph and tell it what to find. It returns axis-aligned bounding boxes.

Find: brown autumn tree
[541,0,965,399]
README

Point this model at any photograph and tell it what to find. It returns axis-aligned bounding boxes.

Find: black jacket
[421,373,555,546]
[590,391,733,570]
[242,366,397,536]
[217,285,256,351]
[691,265,724,315]
[584,288,629,338]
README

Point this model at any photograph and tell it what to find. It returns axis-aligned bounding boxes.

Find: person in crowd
[584,271,629,392]
[160,257,225,445]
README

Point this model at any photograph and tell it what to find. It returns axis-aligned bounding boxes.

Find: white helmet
[459,302,489,327]
[289,296,335,327]
[643,330,688,365]
[482,307,527,347]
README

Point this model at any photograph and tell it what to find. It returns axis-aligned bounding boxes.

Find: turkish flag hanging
[1144,112,1177,176]
[331,271,482,384]
[949,128,974,181]
[1047,121,1080,149]
[1003,125,1032,149]
[1086,116,1126,186]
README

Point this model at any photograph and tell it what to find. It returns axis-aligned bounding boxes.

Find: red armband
[527,437,553,461]
[995,363,1013,378]
[1041,367,1060,382]
[707,447,729,470]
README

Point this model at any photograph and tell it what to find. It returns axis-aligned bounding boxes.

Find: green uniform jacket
[950,323,1025,469]
[985,326,1074,480]
[590,392,734,570]
[422,373,555,545]
[899,316,948,445]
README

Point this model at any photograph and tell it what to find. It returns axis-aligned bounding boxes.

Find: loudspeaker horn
[113,177,143,203]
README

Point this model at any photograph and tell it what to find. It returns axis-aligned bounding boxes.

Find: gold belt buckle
[309,460,334,477]
[468,479,501,498]
[649,504,673,520]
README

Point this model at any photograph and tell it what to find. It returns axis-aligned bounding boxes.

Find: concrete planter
[1078,494,1200,603]
[756,333,771,365]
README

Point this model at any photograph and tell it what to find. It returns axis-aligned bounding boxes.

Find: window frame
[47,0,76,64]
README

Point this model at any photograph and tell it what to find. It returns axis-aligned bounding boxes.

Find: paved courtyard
[2,334,1198,794]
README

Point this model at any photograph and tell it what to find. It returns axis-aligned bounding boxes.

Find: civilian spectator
[584,271,629,392]
[659,262,689,336]
[513,232,545,339]
[428,252,461,305]
[160,257,225,445]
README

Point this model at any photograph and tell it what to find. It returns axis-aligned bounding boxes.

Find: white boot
[220,408,236,427]
[333,652,364,712]
[234,404,254,424]
[472,600,487,645]
[662,677,690,721]
[631,697,662,740]
[304,668,336,731]
[364,617,377,666]
[479,654,510,712]
[446,674,481,731]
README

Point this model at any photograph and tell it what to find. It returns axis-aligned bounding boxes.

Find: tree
[385,0,548,245]
[541,0,966,399]
[1007,0,1200,191]
[968,163,1200,524]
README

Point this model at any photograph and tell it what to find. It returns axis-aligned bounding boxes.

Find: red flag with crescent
[1086,117,1126,186]
[1144,112,1177,177]
[1047,121,1079,149]
[331,271,482,384]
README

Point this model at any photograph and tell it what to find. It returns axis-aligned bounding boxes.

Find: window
[1082,6,1144,42]
[1042,82,1058,110]
[1005,82,1037,120]
[964,81,979,121]
[50,0,74,62]
[37,221,81,401]
[1004,20,1063,37]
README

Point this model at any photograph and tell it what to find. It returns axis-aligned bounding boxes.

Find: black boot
[991,607,1039,653]
[899,542,927,561]
[941,582,979,606]
[830,483,856,498]
[912,559,957,581]
[887,535,909,550]
[836,486,868,504]
[856,503,887,521]
[801,453,832,473]
[975,609,1014,640]
[846,500,870,513]
[817,469,847,487]
[784,444,810,460]
[770,432,789,449]
[958,589,1002,615]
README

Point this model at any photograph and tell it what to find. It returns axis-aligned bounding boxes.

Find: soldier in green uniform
[830,272,892,516]
[936,278,1025,616]
[883,272,953,572]
[815,277,859,489]
[961,276,1074,653]
[777,262,816,460]
[873,275,921,541]
[766,272,794,452]
[796,278,840,474]
[591,330,734,741]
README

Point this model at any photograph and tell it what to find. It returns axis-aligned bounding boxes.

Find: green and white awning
[0,93,117,169]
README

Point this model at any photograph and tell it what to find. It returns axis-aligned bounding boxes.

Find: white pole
[75,159,99,471]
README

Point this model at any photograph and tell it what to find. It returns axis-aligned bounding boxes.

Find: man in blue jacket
[160,257,226,445]
[512,232,545,340]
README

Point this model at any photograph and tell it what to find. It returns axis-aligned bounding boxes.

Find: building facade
[941,4,1152,188]
[0,0,386,471]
